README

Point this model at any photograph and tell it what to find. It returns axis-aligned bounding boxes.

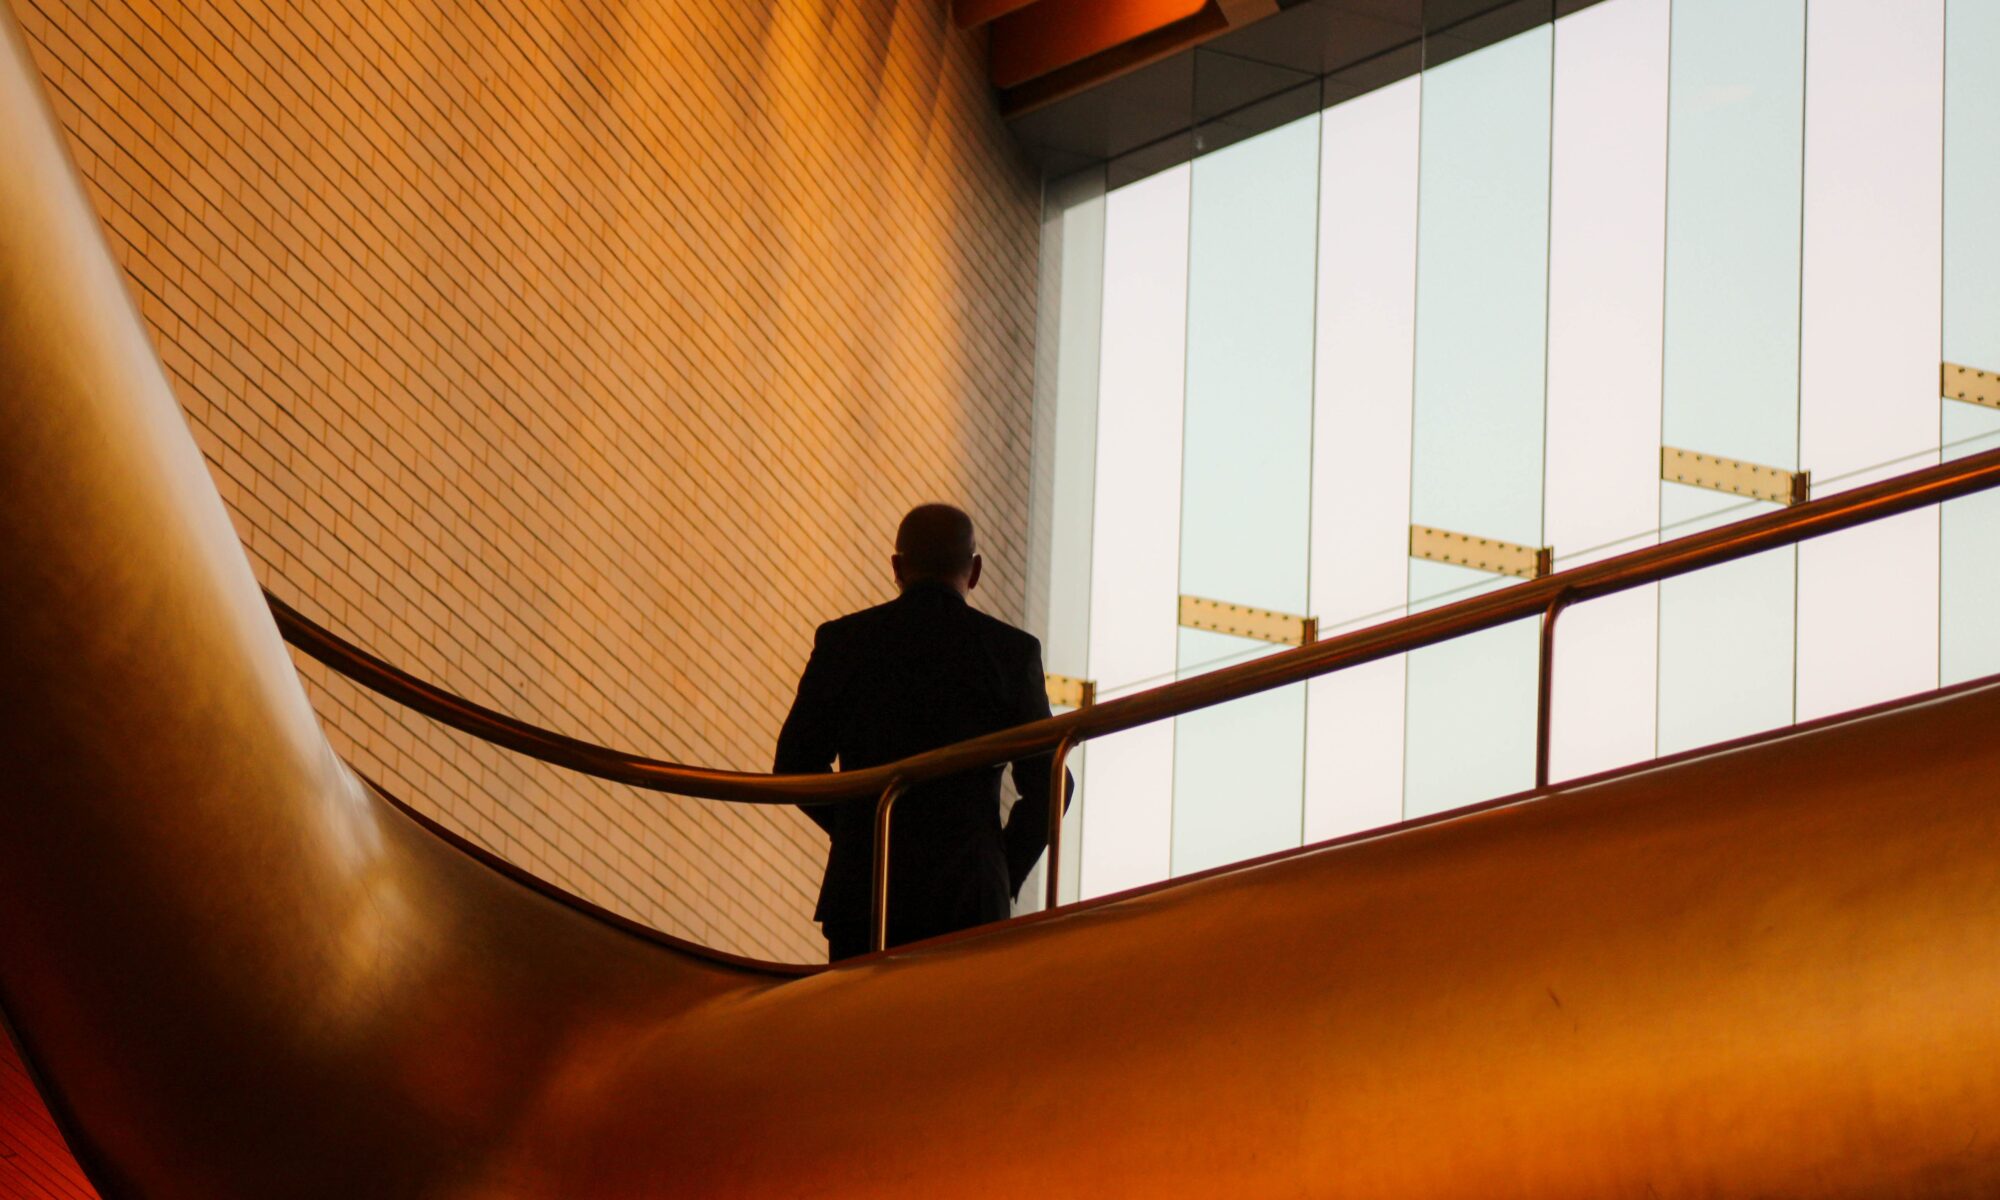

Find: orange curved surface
[6,7,2000,1196]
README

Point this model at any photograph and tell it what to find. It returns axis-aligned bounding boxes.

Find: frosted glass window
[1405,23,1552,817]
[1019,172,1106,910]
[1029,173,1107,683]
[1657,0,1804,753]
[1543,0,1668,782]
[1171,114,1319,875]
[1943,0,2000,687]
[1794,0,1942,722]
[1079,165,1191,900]
[1304,76,1420,844]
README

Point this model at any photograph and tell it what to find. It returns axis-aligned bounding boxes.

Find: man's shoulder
[963,607,1041,657]
[816,597,1040,657]
[814,599,900,643]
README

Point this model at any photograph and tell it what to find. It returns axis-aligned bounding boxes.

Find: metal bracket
[1662,446,1810,506]
[1409,526,1553,580]
[1944,362,2000,411]
[1177,595,1318,647]
[1044,674,1095,710]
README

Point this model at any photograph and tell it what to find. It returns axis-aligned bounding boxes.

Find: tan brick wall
[11,0,1041,963]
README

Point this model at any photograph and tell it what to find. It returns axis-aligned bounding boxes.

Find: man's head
[893,503,981,594]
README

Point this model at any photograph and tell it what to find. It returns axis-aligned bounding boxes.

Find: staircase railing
[269,443,2000,954]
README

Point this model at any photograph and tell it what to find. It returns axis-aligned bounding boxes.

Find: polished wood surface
[6,4,2000,1194]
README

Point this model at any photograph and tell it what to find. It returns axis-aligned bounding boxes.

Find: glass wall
[1019,168,1104,909]
[1656,0,1805,755]
[1170,115,1319,875]
[1028,0,1985,901]
[1303,76,1420,842]
[1794,0,1942,722]
[1403,20,1552,817]
[1544,0,1668,782]
[1943,0,2000,686]
[1078,165,1190,900]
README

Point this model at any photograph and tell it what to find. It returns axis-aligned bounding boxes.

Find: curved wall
[6,0,1041,962]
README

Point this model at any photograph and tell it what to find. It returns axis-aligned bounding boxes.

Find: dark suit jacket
[774,582,1067,945]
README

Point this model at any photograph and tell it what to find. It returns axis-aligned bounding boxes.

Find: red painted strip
[0,1035,97,1200]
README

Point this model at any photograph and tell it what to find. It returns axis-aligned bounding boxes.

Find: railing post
[1535,590,1572,791]
[869,781,906,953]
[1043,734,1077,912]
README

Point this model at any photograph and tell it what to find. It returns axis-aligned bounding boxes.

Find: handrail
[269,444,2000,952]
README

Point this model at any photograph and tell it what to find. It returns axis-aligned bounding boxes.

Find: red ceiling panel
[952,0,1043,28]
[989,0,1212,89]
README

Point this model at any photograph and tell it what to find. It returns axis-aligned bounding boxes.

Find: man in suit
[775,503,1069,962]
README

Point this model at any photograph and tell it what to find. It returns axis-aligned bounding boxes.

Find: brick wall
[10,0,1042,963]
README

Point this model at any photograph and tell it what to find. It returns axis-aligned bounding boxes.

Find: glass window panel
[1660,0,1804,469]
[1942,404,2000,686]
[1172,632,1307,874]
[1408,25,1552,548]
[1544,0,1668,781]
[1033,178,1106,682]
[1019,172,1107,910]
[1079,164,1192,900]
[1171,113,1320,875]
[1943,0,2000,686]
[1404,23,1552,817]
[1793,0,1942,722]
[1304,76,1420,843]
[1796,511,1940,721]
[1656,485,1794,755]
[1657,0,1804,750]
[1548,587,1658,779]
[1404,565,1539,818]
[1027,170,1108,664]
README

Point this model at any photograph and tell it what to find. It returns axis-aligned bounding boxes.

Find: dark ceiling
[1005,0,1608,186]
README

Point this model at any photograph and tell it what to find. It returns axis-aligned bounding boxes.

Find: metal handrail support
[869,781,906,953]
[269,445,2000,938]
[1044,734,1078,912]
[1534,589,1574,790]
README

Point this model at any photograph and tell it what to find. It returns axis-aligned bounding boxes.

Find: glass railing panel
[1404,19,1552,817]
[1542,0,1668,783]
[1304,75,1420,843]
[1656,0,1804,752]
[1942,0,2000,687]
[1080,163,1192,900]
[1171,112,1319,875]
[1793,0,1943,722]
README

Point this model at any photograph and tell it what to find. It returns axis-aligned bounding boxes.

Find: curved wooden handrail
[271,443,2000,808]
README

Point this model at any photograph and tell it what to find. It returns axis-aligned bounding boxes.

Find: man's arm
[774,625,844,834]
[1002,636,1072,898]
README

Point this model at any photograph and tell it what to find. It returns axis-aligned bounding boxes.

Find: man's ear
[966,554,983,592]
[891,553,907,588]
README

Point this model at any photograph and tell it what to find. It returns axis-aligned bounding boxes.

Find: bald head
[893,504,980,593]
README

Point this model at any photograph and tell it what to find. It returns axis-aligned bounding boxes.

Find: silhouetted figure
[775,504,1069,962]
